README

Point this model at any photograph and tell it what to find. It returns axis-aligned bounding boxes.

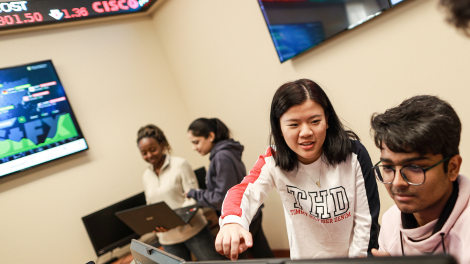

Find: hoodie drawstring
[400,231,405,256]
[440,233,447,254]
[400,231,448,256]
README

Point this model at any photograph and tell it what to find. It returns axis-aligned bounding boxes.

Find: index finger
[230,235,241,260]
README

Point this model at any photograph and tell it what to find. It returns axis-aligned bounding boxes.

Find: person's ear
[208,132,215,142]
[160,142,168,153]
[447,154,462,181]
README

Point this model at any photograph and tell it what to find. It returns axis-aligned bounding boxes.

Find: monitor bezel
[257,0,410,63]
[82,192,146,257]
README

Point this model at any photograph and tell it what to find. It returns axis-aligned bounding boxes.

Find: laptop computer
[116,202,199,235]
[131,239,185,264]
[130,239,287,264]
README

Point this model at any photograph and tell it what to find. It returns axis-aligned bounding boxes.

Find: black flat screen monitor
[194,167,207,190]
[285,255,457,264]
[258,0,408,63]
[82,192,146,256]
[0,60,88,178]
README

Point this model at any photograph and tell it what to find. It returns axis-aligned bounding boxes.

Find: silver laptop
[130,239,287,264]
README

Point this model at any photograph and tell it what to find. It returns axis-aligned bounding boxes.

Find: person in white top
[215,79,380,260]
[137,124,223,261]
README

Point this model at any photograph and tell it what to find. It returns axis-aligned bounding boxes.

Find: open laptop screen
[131,239,185,264]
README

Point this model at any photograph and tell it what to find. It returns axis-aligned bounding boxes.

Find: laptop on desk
[130,239,287,264]
[116,202,199,235]
[131,239,185,264]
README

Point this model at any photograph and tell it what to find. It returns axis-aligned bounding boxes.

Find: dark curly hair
[440,0,470,35]
[370,95,461,172]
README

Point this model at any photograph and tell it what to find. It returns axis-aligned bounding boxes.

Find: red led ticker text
[62,7,89,19]
[0,12,42,26]
[92,0,139,13]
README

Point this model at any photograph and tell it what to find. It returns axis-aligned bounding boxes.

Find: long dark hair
[136,124,171,153]
[188,118,230,144]
[269,79,358,172]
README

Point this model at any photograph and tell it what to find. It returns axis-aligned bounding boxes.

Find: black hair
[370,95,461,172]
[136,124,171,153]
[188,118,230,144]
[269,79,358,172]
[440,0,470,35]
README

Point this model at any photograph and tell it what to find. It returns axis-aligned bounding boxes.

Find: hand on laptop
[215,223,253,261]
[371,248,391,257]
[153,226,170,233]
[184,189,200,198]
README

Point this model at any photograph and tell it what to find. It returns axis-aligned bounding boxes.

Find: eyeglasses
[372,157,450,186]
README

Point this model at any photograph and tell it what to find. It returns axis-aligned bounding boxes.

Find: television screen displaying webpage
[0,60,88,178]
[258,0,408,63]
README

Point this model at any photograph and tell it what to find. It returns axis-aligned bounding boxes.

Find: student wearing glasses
[370,95,470,263]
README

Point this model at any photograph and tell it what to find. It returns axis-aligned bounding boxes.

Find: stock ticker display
[0,0,157,30]
[0,61,88,177]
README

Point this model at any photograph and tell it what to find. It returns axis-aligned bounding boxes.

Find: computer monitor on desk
[286,255,457,264]
[82,192,146,257]
[130,239,457,264]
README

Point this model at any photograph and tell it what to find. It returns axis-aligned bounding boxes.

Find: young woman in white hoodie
[215,79,380,260]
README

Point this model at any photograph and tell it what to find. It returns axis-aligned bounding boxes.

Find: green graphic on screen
[0,113,78,159]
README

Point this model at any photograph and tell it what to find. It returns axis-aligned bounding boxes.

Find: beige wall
[151,0,470,250]
[1,0,470,263]
[0,17,207,263]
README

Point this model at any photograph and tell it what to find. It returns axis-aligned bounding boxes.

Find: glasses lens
[376,166,395,183]
[373,167,384,182]
[401,166,425,184]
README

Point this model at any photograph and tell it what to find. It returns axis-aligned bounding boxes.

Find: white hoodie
[220,140,380,259]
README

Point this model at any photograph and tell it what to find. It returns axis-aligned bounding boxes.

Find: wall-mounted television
[0,60,88,178]
[258,0,408,63]
[0,0,159,32]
